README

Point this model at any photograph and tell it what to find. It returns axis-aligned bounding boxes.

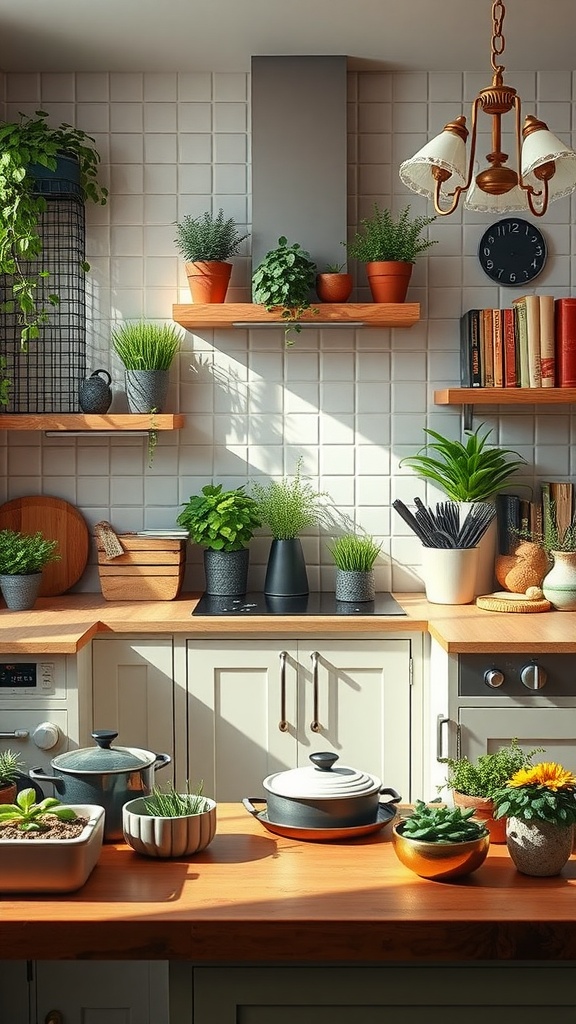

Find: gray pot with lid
[261,752,401,829]
[29,730,171,840]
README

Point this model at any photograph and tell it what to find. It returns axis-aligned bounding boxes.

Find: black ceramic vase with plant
[177,484,261,596]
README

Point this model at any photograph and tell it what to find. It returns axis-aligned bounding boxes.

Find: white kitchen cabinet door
[33,961,169,1024]
[90,638,176,782]
[186,641,298,800]
[298,639,412,802]
[185,638,414,803]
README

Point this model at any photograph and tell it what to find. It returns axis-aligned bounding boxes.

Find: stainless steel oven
[436,652,576,784]
[0,655,72,774]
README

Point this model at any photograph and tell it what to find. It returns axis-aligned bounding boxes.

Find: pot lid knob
[309,752,339,772]
[91,730,119,750]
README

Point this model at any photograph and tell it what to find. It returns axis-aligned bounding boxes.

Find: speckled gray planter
[204,547,249,596]
[125,369,169,413]
[0,572,42,611]
[506,817,574,876]
[335,569,375,603]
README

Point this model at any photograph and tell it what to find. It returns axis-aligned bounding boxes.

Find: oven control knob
[32,721,60,750]
[521,664,547,690]
[484,669,505,688]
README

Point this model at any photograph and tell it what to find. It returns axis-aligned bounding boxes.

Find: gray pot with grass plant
[122,782,216,858]
[111,320,181,413]
[329,533,382,603]
[0,529,60,610]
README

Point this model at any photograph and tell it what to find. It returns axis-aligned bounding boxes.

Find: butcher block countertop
[2,803,576,963]
[1,592,576,653]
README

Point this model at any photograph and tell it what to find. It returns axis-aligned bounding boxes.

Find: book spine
[512,299,529,387]
[554,297,576,388]
[539,294,555,387]
[481,308,494,387]
[492,307,503,388]
[524,294,541,387]
[502,307,517,387]
[460,310,481,387]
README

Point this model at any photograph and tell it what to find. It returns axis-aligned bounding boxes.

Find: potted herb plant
[122,781,216,858]
[315,257,353,303]
[252,460,331,597]
[0,109,108,350]
[111,319,181,413]
[177,483,262,596]
[438,739,543,843]
[0,528,60,610]
[252,236,319,345]
[346,203,437,302]
[174,208,248,303]
[0,749,24,804]
[493,761,576,876]
[329,532,382,603]
[392,800,490,880]
[0,788,104,893]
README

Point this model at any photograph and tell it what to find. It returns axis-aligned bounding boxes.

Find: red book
[555,298,576,388]
[502,307,517,387]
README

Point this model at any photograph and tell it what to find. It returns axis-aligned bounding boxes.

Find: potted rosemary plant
[392,800,490,880]
[122,781,216,858]
[0,109,108,350]
[174,208,248,303]
[329,532,382,603]
[177,483,262,596]
[252,460,331,597]
[0,528,60,610]
[252,236,319,344]
[346,204,437,302]
[111,320,181,414]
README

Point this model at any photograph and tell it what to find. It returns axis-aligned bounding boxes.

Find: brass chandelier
[399,0,576,217]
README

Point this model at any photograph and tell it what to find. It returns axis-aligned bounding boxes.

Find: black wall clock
[478,217,547,286]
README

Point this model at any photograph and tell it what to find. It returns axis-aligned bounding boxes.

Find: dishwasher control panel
[0,657,66,699]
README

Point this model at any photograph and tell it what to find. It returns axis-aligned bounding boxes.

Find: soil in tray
[0,816,89,840]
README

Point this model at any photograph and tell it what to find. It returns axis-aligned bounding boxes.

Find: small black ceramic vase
[79,369,113,413]
[264,538,309,597]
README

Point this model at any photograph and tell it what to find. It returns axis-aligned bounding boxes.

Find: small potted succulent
[315,257,353,303]
[252,460,331,597]
[439,739,543,843]
[0,528,60,610]
[174,208,248,303]
[123,781,216,858]
[0,749,24,804]
[252,236,319,344]
[329,532,382,603]
[493,761,576,876]
[392,800,490,880]
[346,204,437,302]
[177,483,262,596]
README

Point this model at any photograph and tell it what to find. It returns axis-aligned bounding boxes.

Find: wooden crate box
[96,535,186,601]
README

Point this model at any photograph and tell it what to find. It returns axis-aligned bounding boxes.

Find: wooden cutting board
[0,496,90,596]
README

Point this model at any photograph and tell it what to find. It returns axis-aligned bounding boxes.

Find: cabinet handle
[310,650,321,733]
[436,714,450,761]
[278,650,289,731]
[45,1012,64,1024]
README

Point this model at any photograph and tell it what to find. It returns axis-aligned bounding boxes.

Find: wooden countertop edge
[0,592,575,653]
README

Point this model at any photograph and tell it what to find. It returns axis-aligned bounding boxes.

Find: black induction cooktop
[192,592,406,616]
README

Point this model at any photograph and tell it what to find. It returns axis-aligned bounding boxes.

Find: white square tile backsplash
[2,67,575,593]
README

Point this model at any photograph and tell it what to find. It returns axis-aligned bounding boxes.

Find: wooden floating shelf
[173,302,420,329]
[0,414,185,431]
[434,388,576,406]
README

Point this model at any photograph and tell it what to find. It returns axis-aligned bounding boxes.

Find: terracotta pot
[365,261,413,303]
[185,260,232,303]
[0,782,17,805]
[452,790,507,844]
[315,272,353,303]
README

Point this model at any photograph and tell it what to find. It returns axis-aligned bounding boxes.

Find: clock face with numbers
[478,217,547,286]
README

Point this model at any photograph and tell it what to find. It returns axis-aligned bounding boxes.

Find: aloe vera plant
[400,800,488,843]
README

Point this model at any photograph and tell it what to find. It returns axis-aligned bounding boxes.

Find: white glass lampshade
[399,129,467,199]
[464,178,528,213]
[521,128,576,202]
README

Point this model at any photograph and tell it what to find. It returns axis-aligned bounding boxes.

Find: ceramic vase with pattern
[541,550,576,611]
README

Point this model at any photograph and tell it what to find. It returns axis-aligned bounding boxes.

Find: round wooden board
[0,496,90,596]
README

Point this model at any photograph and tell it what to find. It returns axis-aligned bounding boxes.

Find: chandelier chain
[491,0,506,70]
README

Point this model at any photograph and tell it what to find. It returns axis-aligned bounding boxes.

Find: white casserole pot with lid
[262,752,400,829]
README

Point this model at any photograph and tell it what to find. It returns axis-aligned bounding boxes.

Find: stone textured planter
[506,816,574,876]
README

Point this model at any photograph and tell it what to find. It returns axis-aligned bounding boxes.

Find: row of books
[460,297,576,389]
[496,481,576,555]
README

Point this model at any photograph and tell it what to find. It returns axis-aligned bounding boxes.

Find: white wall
[1,67,574,594]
